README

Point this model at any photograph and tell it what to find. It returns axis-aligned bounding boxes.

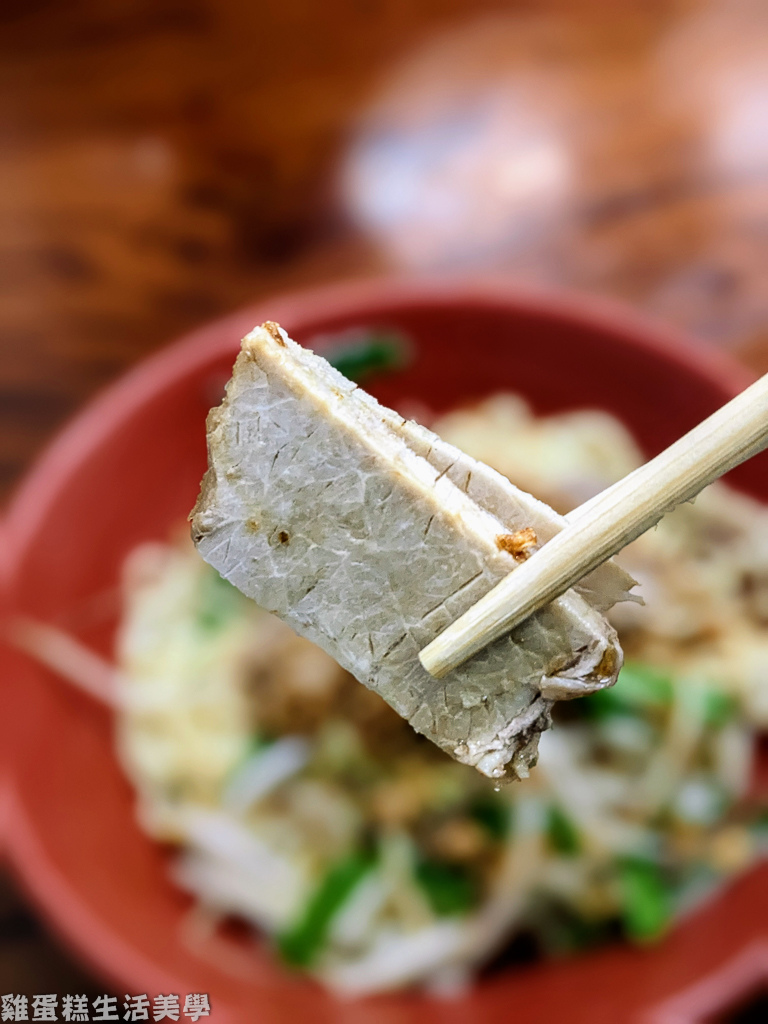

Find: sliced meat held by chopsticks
[191,322,635,781]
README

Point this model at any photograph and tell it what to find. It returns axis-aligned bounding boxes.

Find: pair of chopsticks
[419,372,768,679]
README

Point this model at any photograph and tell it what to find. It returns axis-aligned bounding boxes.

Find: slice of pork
[191,323,632,780]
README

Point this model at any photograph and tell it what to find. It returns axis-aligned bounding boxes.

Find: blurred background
[1,0,767,1001]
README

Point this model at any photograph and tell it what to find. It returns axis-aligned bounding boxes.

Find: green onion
[325,331,409,383]
[469,796,511,840]
[415,858,478,916]
[196,568,243,631]
[675,679,737,729]
[699,687,737,729]
[278,848,376,967]
[547,805,581,856]
[580,662,673,719]
[617,857,671,943]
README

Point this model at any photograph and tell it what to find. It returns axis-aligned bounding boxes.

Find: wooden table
[2,0,766,995]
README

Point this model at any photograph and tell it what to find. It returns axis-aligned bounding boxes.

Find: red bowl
[3,278,768,1024]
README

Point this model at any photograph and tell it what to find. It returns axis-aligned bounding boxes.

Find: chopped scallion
[469,796,511,840]
[415,858,478,916]
[196,569,243,631]
[581,662,673,719]
[700,687,738,729]
[325,330,409,383]
[617,857,671,943]
[547,805,581,856]
[278,848,376,967]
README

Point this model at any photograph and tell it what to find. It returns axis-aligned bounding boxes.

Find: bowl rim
[1,274,758,1004]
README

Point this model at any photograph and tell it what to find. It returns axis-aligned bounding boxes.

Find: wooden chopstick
[419,372,768,679]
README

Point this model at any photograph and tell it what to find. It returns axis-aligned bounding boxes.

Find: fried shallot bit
[496,527,538,561]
